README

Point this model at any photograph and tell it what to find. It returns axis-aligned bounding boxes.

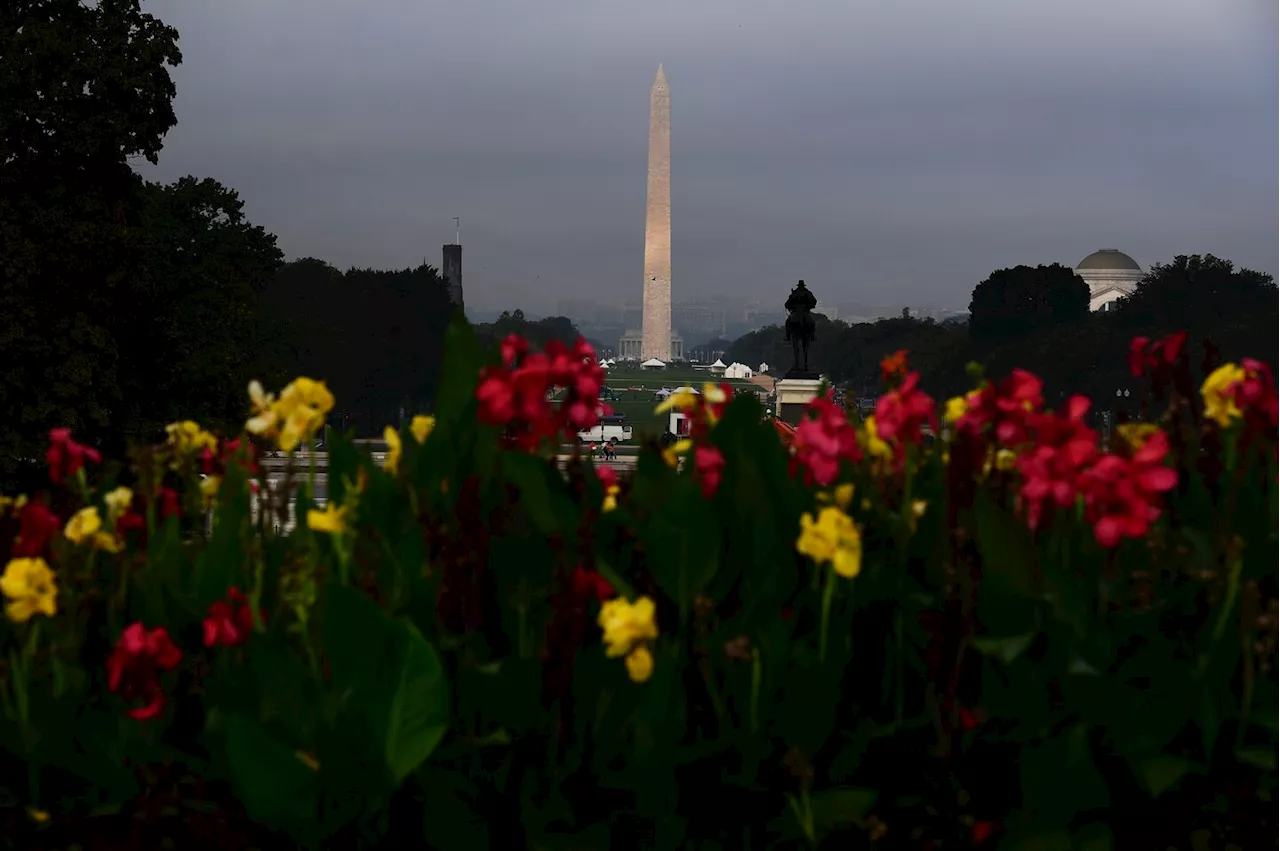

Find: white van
[577,414,634,443]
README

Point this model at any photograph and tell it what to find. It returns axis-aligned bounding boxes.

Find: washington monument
[640,64,672,361]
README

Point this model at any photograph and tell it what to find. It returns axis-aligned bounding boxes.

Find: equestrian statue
[784,280,818,378]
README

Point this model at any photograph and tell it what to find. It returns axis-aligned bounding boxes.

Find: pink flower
[46,427,101,484]
[694,445,726,498]
[202,587,260,648]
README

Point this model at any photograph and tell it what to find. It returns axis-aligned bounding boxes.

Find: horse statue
[784,280,818,376]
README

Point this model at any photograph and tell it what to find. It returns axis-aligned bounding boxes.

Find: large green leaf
[322,583,389,692]
[501,450,562,536]
[434,314,485,427]
[224,713,321,826]
[972,490,1034,596]
[809,786,877,832]
[645,483,721,609]
[373,620,450,783]
[320,583,450,782]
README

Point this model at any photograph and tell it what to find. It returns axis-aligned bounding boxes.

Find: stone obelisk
[640,65,672,361]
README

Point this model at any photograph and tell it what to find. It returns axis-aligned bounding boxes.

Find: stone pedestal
[776,378,823,426]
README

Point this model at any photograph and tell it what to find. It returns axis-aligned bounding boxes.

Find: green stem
[1212,556,1242,643]
[894,608,905,726]
[749,647,762,734]
[818,568,836,664]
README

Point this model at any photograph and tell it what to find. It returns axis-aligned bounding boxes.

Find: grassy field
[578,368,773,439]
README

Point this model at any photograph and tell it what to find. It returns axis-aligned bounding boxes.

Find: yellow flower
[655,390,698,415]
[1,557,58,622]
[602,484,621,513]
[1201,363,1245,427]
[92,531,123,554]
[383,426,402,473]
[796,505,863,579]
[295,750,321,772]
[1116,423,1160,452]
[861,416,893,461]
[0,494,28,516]
[103,487,133,523]
[598,595,659,677]
[624,645,655,683]
[27,807,50,824]
[662,439,692,468]
[247,377,335,452]
[200,475,222,508]
[307,503,349,535]
[165,420,218,463]
[410,415,435,444]
[64,507,102,545]
[944,395,969,424]
[246,380,279,435]
[816,483,855,509]
[995,448,1017,471]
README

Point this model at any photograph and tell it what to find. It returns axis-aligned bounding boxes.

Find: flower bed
[0,321,1276,849]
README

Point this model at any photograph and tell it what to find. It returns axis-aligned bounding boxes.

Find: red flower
[158,488,181,519]
[958,704,982,731]
[874,372,937,447]
[792,391,862,486]
[1016,396,1099,530]
[475,336,609,450]
[596,465,618,489]
[10,500,61,558]
[570,566,614,602]
[1129,331,1187,379]
[956,369,1044,445]
[203,587,260,648]
[1080,429,1178,548]
[880,349,909,382]
[1235,358,1279,433]
[972,821,999,845]
[106,623,183,721]
[46,427,101,484]
[694,445,726,498]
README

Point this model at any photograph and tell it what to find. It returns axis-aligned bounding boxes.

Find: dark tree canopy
[968,263,1090,343]
[1118,254,1278,332]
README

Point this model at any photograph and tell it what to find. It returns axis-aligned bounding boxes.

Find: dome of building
[1076,249,1141,272]
[1074,249,1144,313]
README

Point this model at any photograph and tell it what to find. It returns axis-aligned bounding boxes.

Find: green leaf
[1020,724,1108,825]
[973,491,1034,595]
[645,483,720,609]
[434,315,485,427]
[321,583,389,692]
[809,786,877,830]
[374,621,450,783]
[1236,747,1277,772]
[501,450,561,535]
[1138,755,1193,797]
[224,713,320,825]
[321,584,450,783]
[973,632,1035,664]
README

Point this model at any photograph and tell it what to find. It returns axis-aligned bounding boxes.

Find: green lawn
[574,369,774,439]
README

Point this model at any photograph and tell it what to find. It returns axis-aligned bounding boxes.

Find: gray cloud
[141,0,1277,312]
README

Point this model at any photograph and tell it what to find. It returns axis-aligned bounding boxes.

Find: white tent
[641,358,667,369]
[598,358,611,368]
[709,358,727,375]
[724,362,754,379]
[759,362,770,374]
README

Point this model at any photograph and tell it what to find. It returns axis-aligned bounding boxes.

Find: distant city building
[1075,249,1144,312]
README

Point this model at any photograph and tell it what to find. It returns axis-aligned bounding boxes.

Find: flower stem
[818,568,836,663]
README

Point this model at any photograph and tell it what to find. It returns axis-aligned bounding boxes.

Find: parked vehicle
[577,414,634,443]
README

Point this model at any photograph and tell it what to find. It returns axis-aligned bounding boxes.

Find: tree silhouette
[968,263,1090,344]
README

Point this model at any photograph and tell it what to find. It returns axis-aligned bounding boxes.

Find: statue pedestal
[776,377,824,426]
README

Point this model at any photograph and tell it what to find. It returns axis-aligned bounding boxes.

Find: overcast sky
[141,0,1277,312]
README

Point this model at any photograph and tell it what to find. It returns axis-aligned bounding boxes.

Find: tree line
[725,258,1278,406]
[0,0,578,478]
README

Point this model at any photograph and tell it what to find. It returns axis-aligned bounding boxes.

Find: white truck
[577,414,634,443]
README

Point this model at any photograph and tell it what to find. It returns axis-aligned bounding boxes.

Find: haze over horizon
[139,0,1277,314]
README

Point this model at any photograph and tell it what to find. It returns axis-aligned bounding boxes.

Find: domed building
[1075,249,1144,312]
